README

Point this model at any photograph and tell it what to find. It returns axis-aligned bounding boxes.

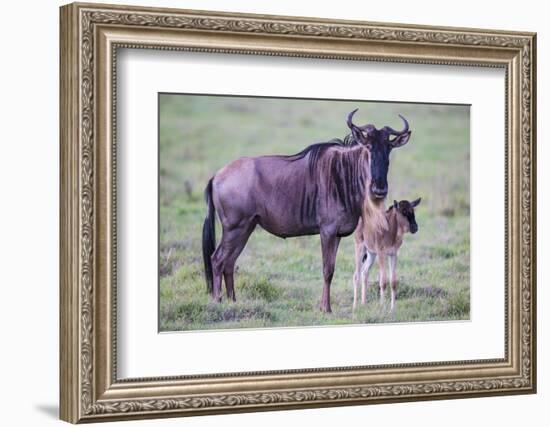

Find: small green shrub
[239,274,282,302]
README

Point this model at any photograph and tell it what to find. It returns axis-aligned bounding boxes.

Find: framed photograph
[59,2,537,423]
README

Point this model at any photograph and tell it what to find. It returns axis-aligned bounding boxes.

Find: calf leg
[388,254,398,312]
[361,251,376,305]
[320,231,340,313]
[352,241,365,311]
[378,254,387,306]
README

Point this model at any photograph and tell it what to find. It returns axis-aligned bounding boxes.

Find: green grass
[159,95,470,332]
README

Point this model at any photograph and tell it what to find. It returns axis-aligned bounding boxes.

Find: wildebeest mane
[287,133,358,176]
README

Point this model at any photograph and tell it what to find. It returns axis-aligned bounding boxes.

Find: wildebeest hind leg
[211,244,225,302]
[222,223,255,301]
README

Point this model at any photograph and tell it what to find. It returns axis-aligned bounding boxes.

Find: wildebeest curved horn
[385,114,409,135]
[347,108,359,130]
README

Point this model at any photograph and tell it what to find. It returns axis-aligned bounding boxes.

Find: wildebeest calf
[353,198,421,312]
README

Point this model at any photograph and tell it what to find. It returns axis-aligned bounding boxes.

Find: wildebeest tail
[202,177,216,294]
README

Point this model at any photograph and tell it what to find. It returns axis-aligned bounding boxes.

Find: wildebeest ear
[393,200,399,210]
[390,130,412,148]
[411,197,422,208]
[346,109,364,143]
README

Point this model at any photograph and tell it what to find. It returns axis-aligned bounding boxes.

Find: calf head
[393,198,421,234]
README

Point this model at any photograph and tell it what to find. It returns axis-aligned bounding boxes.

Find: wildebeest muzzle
[370,180,388,199]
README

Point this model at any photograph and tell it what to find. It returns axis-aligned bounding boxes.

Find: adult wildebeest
[202,109,411,312]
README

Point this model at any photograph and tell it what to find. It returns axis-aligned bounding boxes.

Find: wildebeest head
[347,109,411,200]
[393,198,421,234]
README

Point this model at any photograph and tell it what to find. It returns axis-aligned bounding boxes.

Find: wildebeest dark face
[347,109,411,200]
[393,198,421,234]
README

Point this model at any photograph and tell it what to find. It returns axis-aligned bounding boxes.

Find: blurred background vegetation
[159,94,470,331]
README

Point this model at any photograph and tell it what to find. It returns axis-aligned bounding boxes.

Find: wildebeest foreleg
[320,232,340,313]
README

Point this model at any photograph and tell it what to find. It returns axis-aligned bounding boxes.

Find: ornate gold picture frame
[60,2,536,423]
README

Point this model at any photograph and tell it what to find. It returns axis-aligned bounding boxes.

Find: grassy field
[159,94,470,332]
